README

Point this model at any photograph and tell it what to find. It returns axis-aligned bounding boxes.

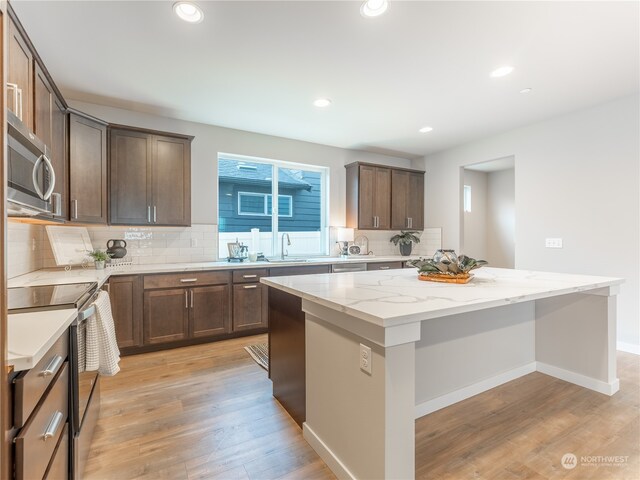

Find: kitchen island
[262,267,623,480]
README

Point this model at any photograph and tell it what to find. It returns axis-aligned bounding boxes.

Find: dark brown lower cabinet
[191,285,231,337]
[108,276,143,348]
[143,288,190,344]
[233,283,268,332]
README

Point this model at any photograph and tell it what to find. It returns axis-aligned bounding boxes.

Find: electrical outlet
[32,238,36,251]
[360,343,372,374]
[545,238,563,248]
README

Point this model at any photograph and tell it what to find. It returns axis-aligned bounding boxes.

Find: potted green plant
[389,231,421,256]
[87,249,111,270]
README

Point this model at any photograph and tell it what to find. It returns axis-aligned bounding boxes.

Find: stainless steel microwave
[7,110,60,217]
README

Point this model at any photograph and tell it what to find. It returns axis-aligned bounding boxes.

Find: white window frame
[218,152,330,257]
[463,185,472,213]
[238,192,293,217]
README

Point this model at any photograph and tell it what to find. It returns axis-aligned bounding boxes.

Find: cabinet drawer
[233,268,269,284]
[14,331,68,428]
[144,271,230,289]
[268,265,331,277]
[15,362,69,480]
[367,261,404,271]
[44,422,69,480]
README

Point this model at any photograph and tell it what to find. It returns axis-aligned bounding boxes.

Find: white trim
[414,362,536,418]
[617,341,640,355]
[303,423,356,480]
[536,361,620,396]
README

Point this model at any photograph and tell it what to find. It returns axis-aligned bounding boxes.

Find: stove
[8,282,97,314]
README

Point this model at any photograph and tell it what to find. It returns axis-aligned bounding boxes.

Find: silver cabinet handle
[242,274,257,279]
[147,206,151,223]
[243,285,257,289]
[409,217,413,228]
[190,290,194,308]
[7,83,18,116]
[42,154,56,201]
[185,290,188,308]
[17,87,23,121]
[104,282,111,294]
[72,199,78,219]
[379,266,390,270]
[153,205,157,223]
[40,355,63,377]
[180,278,197,283]
[42,411,63,441]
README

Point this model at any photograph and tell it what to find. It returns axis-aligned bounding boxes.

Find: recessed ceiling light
[490,66,514,78]
[361,0,389,18]
[418,126,433,133]
[313,98,332,108]
[519,88,532,94]
[173,2,204,23]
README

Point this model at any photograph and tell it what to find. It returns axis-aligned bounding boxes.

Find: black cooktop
[8,282,97,314]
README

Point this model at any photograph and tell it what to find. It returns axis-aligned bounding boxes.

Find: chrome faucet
[281,233,291,260]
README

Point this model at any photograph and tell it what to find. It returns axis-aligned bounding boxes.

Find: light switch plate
[545,238,563,248]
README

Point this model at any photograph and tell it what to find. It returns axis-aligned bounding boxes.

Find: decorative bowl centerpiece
[408,250,487,284]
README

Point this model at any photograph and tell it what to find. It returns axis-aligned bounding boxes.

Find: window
[464,185,472,212]
[218,154,329,258]
[238,193,293,217]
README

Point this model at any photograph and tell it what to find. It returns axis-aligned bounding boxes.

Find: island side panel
[268,287,306,427]
[535,290,618,395]
[414,302,536,417]
[304,314,416,480]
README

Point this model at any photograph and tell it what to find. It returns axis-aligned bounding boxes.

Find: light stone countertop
[7,255,418,288]
[8,308,77,372]
[260,267,624,327]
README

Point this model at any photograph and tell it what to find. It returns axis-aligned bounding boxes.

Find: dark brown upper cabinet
[391,170,425,230]
[50,98,68,219]
[7,17,33,129]
[346,162,425,231]
[110,126,193,226]
[69,111,108,224]
[346,163,391,230]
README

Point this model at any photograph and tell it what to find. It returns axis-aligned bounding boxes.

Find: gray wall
[413,94,640,351]
[486,169,515,268]
[462,169,488,259]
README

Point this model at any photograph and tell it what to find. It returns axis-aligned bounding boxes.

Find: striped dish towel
[85,290,121,376]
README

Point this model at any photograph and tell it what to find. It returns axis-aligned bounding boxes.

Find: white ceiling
[13,1,640,158]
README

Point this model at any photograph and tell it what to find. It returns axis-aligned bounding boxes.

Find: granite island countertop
[261,267,624,327]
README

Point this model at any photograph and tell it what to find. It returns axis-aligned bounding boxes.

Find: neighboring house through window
[218,154,328,258]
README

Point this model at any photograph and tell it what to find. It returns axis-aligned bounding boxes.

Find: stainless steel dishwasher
[331,263,367,273]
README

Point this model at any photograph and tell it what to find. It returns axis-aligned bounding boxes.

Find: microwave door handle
[31,154,45,200]
[41,154,56,201]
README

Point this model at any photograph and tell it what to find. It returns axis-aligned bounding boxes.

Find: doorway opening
[460,156,515,268]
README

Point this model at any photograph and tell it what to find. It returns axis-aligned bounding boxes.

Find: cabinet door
[357,165,376,229]
[109,276,143,348]
[233,283,267,332]
[110,129,152,225]
[407,172,424,230]
[51,98,67,218]
[34,63,53,149]
[391,170,409,230]
[69,113,107,224]
[374,167,391,229]
[190,285,230,337]
[7,18,33,128]
[151,135,191,226]
[143,289,189,344]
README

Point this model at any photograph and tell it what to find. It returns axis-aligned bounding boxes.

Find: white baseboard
[536,361,619,396]
[414,362,537,419]
[303,423,356,480]
[617,341,640,355]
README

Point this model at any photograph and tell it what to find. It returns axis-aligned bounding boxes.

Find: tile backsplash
[8,220,442,279]
[43,224,218,268]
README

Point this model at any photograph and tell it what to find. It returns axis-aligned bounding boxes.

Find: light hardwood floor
[86,336,639,480]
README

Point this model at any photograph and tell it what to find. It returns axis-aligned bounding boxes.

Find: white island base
[262,267,622,480]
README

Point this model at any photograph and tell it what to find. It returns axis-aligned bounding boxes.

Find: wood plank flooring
[85,336,638,480]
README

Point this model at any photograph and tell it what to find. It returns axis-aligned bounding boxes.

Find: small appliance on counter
[106,239,127,258]
[227,241,249,262]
